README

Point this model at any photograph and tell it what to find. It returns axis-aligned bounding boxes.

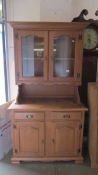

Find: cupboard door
[15,31,48,83]
[13,122,44,157]
[49,31,82,83]
[46,121,81,156]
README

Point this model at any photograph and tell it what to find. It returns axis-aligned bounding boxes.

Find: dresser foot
[75,160,83,164]
[11,159,20,164]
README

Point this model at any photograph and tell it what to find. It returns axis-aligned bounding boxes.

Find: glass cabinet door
[17,31,48,81]
[49,31,81,81]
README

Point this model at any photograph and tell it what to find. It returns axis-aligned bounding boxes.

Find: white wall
[6,0,41,99]
[6,0,73,22]
[72,0,98,20]
[6,0,98,99]
[6,0,40,21]
[40,0,73,22]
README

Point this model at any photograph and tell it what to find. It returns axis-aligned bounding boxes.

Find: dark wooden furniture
[72,10,98,161]
[72,9,98,106]
[9,22,87,164]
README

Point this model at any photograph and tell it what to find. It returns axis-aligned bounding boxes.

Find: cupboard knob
[63,114,70,118]
[42,139,44,144]
[14,149,18,153]
[77,73,80,78]
[51,55,54,60]
[45,56,48,61]
[26,114,33,119]
[52,139,55,143]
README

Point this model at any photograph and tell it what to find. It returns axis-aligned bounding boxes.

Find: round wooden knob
[26,114,33,119]
[63,114,70,118]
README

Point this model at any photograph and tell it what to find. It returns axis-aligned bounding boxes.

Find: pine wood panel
[45,111,82,121]
[13,121,44,157]
[14,112,44,121]
[10,104,86,163]
[11,156,84,164]
[15,30,48,82]
[48,31,82,83]
[10,22,88,31]
[46,121,80,156]
[88,83,98,168]
[21,84,75,98]
[9,22,88,164]
[9,99,87,112]
[10,22,87,85]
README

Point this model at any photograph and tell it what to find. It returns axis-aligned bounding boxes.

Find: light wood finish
[46,111,82,121]
[88,83,98,168]
[45,110,85,158]
[16,85,81,104]
[10,22,88,30]
[16,31,48,82]
[49,31,82,83]
[11,156,83,164]
[46,121,80,156]
[14,112,44,121]
[9,22,87,164]
[9,99,87,112]
[10,22,87,85]
[9,100,87,164]
[13,121,44,157]
[19,84,77,98]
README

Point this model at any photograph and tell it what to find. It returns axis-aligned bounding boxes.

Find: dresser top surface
[8,98,87,112]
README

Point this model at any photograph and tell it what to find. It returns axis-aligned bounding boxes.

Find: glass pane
[0,0,2,19]
[53,35,75,77]
[22,35,44,77]
[0,24,6,104]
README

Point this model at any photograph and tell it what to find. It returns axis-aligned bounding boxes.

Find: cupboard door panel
[13,122,44,157]
[49,31,82,82]
[15,31,48,82]
[46,121,80,156]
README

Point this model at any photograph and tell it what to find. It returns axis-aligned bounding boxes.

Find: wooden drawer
[46,112,82,121]
[14,112,44,121]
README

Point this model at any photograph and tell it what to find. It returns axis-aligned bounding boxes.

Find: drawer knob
[26,114,33,119]
[42,139,44,144]
[52,139,55,143]
[63,114,70,118]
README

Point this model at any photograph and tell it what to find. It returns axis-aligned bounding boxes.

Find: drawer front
[14,112,44,121]
[46,112,82,121]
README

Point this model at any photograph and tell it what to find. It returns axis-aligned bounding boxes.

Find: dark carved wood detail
[72,9,88,22]
[72,9,98,24]
[72,10,98,158]
[16,84,23,104]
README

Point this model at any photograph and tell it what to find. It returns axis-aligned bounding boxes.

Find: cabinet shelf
[54,58,74,61]
[23,58,44,61]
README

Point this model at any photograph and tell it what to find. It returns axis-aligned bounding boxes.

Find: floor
[0,152,98,175]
